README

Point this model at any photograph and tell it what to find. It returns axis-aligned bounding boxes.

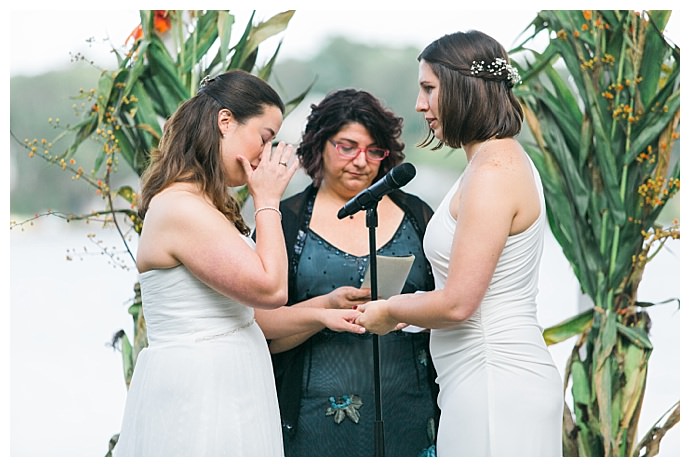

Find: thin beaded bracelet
[254,206,282,220]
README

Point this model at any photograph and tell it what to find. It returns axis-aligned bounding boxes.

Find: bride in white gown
[113,70,299,456]
[356,30,563,456]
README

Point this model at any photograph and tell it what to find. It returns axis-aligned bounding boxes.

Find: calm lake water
[9,182,680,456]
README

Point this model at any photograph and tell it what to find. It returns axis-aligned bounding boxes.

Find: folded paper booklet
[361,255,415,299]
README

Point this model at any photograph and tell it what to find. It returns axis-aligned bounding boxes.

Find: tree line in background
[10,35,436,216]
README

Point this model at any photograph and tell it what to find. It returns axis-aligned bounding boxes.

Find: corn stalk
[510,10,680,456]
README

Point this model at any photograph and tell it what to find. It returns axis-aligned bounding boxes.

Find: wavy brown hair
[138,70,284,235]
[297,89,405,186]
[417,30,523,150]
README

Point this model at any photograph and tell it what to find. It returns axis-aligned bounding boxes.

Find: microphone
[337,163,416,219]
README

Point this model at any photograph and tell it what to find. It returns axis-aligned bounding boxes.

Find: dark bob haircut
[417,30,523,150]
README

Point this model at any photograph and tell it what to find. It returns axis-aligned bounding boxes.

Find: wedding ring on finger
[279,161,288,167]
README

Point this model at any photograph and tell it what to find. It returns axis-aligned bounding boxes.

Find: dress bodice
[293,216,430,303]
[424,156,546,327]
[138,238,256,347]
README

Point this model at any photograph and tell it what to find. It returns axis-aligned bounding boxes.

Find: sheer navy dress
[271,185,439,457]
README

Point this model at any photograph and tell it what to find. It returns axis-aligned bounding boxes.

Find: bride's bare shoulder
[150,183,212,208]
[143,184,223,233]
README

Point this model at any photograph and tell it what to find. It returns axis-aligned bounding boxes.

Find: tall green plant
[510,10,679,456]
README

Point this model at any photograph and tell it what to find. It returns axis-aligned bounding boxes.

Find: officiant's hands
[323,286,371,309]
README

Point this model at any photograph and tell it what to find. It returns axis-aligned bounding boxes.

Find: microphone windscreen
[390,162,416,187]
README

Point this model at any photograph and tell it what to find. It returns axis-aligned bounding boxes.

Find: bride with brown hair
[356,30,564,456]
[114,70,298,456]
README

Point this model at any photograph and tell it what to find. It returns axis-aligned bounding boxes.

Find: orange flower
[126,10,171,45]
[126,26,143,45]
[153,10,171,34]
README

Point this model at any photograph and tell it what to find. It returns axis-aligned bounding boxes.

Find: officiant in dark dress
[254,89,439,456]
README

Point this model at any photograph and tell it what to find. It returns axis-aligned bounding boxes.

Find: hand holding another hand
[316,286,371,335]
[320,308,366,335]
[354,299,403,336]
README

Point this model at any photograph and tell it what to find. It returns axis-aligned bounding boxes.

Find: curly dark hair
[297,89,405,186]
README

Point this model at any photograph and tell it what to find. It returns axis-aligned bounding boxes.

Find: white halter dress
[424,157,563,456]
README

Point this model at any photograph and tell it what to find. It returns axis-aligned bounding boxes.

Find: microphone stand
[366,204,385,457]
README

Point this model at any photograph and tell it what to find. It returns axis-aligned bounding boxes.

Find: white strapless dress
[424,158,563,456]
[113,240,283,456]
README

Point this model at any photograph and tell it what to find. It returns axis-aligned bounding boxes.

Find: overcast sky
[9,9,534,76]
[9,5,680,77]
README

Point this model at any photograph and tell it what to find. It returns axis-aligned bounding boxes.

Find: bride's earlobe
[218,109,235,135]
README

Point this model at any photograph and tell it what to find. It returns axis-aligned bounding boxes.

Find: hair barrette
[470,57,522,87]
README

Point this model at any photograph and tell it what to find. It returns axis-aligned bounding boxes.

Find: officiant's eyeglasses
[328,140,390,162]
